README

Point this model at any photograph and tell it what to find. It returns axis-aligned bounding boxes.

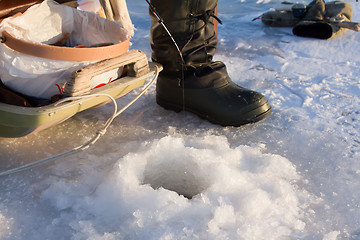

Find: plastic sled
[0,50,162,138]
[0,1,162,138]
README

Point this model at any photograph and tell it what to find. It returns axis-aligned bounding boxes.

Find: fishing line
[0,65,161,177]
[145,0,186,109]
[0,1,183,176]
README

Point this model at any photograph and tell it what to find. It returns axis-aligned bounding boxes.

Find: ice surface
[40,135,308,240]
[1,0,360,239]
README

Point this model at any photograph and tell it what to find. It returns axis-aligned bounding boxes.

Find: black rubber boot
[149,0,272,126]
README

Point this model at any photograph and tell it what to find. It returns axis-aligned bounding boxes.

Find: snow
[1,0,360,239]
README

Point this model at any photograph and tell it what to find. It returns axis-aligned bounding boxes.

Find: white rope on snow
[0,65,160,177]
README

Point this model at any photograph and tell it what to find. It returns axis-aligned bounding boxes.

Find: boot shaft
[149,0,218,72]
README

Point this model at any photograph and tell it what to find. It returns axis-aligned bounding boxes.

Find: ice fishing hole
[142,157,210,199]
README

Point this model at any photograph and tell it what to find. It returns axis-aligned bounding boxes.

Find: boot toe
[195,83,272,126]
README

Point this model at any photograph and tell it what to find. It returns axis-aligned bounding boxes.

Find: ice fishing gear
[148,0,271,126]
[0,0,163,176]
[0,63,161,176]
[260,0,356,39]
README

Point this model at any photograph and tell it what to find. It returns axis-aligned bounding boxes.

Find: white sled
[0,0,162,138]
[0,49,162,138]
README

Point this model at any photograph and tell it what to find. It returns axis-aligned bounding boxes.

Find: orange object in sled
[2,30,130,61]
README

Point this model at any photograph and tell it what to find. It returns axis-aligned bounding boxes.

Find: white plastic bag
[0,0,129,100]
[77,0,105,17]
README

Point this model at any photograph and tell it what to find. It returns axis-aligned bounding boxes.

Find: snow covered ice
[1,0,360,239]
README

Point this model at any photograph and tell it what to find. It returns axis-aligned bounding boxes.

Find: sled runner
[0,0,162,138]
